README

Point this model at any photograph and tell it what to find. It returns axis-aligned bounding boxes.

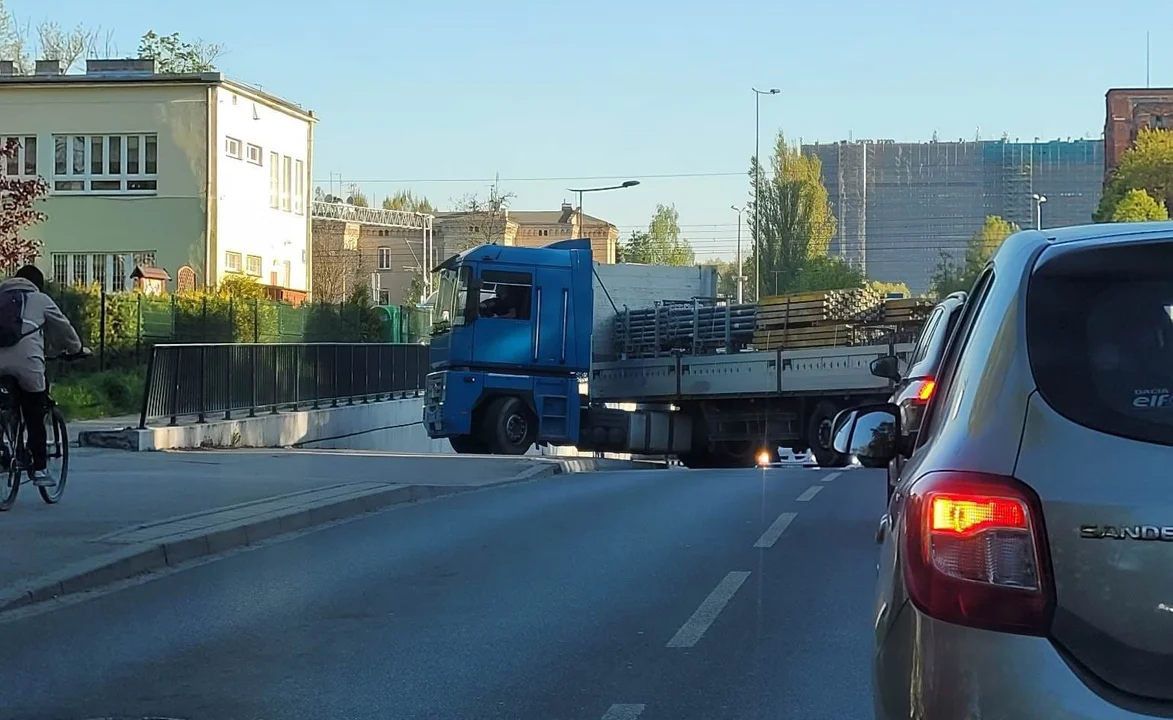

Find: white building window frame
[245,143,262,165]
[51,133,158,195]
[50,250,149,291]
[225,251,243,272]
[269,151,280,209]
[281,155,292,212]
[377,246,392,270]
[293,159,304,215]
[245,254,262,277]
[225,137,243,159]
[2,135,38,178]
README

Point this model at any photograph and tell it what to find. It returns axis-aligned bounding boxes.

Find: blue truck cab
[423,239,595,454]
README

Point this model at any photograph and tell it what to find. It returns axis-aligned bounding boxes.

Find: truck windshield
[433,266,470,330]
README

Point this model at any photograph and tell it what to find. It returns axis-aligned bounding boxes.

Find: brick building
[1104,88,1173,178]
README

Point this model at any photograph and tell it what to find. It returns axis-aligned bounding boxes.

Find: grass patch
[52,369,145,421]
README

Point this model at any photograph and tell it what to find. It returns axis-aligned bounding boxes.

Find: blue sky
[11,0,1162,260]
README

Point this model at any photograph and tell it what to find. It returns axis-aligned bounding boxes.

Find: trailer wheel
[807,400,847,468]
[448,435,486,454]
[481,396,536,455]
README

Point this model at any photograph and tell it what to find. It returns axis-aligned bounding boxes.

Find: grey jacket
[0,277,83,392]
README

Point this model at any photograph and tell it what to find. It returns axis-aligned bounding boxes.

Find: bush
[52,368,146,421]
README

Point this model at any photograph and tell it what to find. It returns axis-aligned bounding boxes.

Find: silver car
[833,221,1173,718]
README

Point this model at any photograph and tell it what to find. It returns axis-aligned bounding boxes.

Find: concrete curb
[0,456,660,615]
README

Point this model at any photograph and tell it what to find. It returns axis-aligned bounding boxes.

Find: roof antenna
[1146,31,1151,88]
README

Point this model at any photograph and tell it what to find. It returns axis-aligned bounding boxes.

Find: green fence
[46,285,431,373]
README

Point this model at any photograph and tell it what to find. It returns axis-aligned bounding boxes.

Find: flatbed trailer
[423,238,926,468]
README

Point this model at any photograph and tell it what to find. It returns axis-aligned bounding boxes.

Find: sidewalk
[0,448,641,613]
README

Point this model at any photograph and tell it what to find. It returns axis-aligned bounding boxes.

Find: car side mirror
[831,403,901,467]
[869,355,901,382]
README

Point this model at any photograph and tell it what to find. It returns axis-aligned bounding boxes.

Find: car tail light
[902,471,1054,636]
[912,378,936,403]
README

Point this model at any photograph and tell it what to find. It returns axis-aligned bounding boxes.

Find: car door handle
[875,514,891,544]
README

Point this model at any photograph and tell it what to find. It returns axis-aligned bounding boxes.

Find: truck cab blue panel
[429,239,593,376]
[423,369,581,443]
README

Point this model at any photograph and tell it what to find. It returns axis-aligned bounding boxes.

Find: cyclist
[0,265,89,486]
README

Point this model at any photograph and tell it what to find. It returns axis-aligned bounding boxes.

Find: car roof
[1032,220,1173,246]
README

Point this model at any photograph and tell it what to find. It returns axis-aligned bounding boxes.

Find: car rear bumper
[875,601,1165,719]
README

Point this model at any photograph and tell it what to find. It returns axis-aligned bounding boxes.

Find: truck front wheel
[448,435,487,454]
[481,396,536,455]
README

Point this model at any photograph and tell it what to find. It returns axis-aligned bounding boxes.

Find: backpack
[0,288,39,348]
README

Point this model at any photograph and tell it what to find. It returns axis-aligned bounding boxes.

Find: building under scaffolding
[803,139,1103,293]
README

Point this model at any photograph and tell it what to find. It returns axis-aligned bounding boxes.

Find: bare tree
[449,178,517,250]
[0,3,116,74]
[311,225,376,303]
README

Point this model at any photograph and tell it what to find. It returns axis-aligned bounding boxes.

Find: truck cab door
[534,267,574,366]
[472,268,534,368]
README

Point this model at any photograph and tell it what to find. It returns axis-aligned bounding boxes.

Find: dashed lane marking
[821,471,843,482]
[666,571,751,648]
[753,512,797,548]
[601,704,646,720]
[796,485,824,502]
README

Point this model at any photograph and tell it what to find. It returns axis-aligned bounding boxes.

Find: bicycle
[0,352,87,511]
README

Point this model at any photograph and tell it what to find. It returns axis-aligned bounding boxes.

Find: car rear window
[1027,239,1173,446]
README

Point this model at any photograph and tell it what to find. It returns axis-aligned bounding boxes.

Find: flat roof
[0,71,315,121]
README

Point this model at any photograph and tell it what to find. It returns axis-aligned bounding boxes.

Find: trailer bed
[589,342,915,402]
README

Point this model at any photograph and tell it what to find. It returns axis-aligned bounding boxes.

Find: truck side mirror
[870,355,901,382]
[831,403,901,468]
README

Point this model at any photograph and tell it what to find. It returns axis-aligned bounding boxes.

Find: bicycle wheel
[0,424,18,511]
[38,408,68,504]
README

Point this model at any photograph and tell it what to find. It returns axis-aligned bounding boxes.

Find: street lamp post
[1032,193,1047,231]
[752,87,780,302]
[730,205,745,303]
[567,180,640,263]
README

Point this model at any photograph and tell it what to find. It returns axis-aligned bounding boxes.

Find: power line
[311,171,744,184]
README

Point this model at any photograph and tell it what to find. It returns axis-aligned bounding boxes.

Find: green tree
[216,274,266,300]
[139,30,223,73]
[382,190,435,214]
[345,183,368,207]
[747,132,838,297]
[1108,188,1169,222]
[700,258,741,299]
[1095,128,1173,222]
[929,215,1019,297]
[622,204,695,266]
[792,255,865,293]
[869,280,913,298]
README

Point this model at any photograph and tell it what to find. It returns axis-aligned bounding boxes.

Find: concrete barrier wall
[79,396,632,459]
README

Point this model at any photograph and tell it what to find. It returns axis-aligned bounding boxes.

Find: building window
[269,151,279,208]
[378,289,391,305]
[226,137,243,159]
[2,136,36,177]
[293,159,304,214]
[225,251,242,272]
[51,251,147,291]
[281,155,292,212]
[377,246,392,270]
[246,144,262,165]
[51,134,158,194]
[283,260,292,287]
[245,254,262,276]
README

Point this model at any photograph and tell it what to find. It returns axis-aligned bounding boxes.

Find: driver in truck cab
[479,285,519,319]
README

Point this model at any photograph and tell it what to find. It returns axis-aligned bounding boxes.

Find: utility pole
[752,87,780,302]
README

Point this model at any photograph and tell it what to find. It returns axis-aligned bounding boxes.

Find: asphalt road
[0,465,885,720]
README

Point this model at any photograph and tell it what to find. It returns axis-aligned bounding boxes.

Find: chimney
[34,59,64,76]
[85,58,158,77]
[562,202,573,212]
[0,60,14,76]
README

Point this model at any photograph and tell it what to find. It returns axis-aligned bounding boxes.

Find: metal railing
[139,343,430,428]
